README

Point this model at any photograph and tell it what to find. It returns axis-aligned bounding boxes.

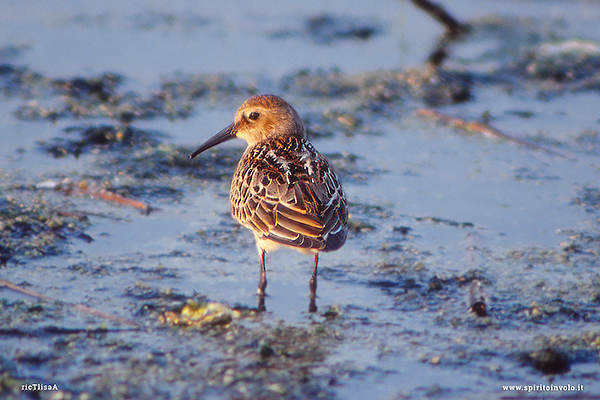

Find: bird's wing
[231,147,347,252]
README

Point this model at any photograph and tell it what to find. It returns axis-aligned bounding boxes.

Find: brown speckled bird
[189,94,348,312]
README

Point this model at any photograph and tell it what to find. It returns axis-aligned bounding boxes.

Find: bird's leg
[308,253,318,313]
[309,253,318,293]
[258,250,267,295]
[257,292,266,312]
[257,250,267,312]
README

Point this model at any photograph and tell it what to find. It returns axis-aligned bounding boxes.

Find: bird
[189,94,348,312]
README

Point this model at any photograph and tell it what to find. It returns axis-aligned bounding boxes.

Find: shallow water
[1,1,600,399]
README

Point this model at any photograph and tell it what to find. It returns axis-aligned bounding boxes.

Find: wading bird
[190,94,348,312]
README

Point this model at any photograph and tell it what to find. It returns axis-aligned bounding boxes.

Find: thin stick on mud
[0,326,127,337]
[464,231,488,316]
[410,0,466,38]
[55,210,89,221]
[416,108,577,160]
[85,189,150,214]
[39,180,151,214]
[0,278,139,328]
[410,0,468,67]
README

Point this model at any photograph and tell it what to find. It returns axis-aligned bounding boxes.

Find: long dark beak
[189,123,237,159]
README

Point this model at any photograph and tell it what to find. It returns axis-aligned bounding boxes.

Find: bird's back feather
[230,135,348,253]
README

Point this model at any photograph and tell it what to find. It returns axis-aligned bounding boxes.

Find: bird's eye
[248,111,260,121]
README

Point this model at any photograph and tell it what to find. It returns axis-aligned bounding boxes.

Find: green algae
[0,196,90,265]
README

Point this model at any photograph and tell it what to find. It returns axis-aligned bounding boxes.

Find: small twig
[464,232,489,316]
[55,210,89,221]
[84,189,150,214]
[0,278,139,327]
[410,0,469,68]
[37,180,151,214]
[426,46,449,69]
[70,209,127,221]
[0,279,53,301]
[410,0,465,38]
[0,326,135,337]
[417,108,576,160]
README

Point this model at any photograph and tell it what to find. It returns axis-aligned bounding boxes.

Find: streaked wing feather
[255,203,276,229]
[276,203,323,228]
[276,212,322,237]
[230,137,347,252]
[269,224,301,241]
